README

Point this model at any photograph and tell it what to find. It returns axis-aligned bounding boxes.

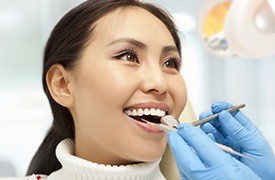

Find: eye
[113,48,139,63]
[163,57,181,71]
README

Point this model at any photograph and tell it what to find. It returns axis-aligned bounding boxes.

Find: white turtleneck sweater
[27,139,166,180]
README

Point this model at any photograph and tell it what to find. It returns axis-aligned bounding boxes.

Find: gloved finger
[224,135,241,150]
[199,111,226,136]
[200,123,240,153]
[211,101,234,114]
[207,133,215,141]
[201,122,243,160]
[211,101,259,135]
[199,111,221,128]
[232,111,261,136]
[167,130,205,175]
[200,122,225,144]
[218,111,263,152]
[224,136,242,160]
[177,123,232,167]
[199,108,227,137]
[199,110,230,138]
[199,111,213,120]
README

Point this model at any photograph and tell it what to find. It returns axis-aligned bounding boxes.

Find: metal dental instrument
[190,103,245,127]
[215,143,254,161]
[156,104,245,129]
[141,103,254,160]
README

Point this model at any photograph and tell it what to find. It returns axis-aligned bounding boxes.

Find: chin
[134,146,166,163]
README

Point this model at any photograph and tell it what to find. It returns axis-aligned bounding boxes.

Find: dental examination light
[198,0,275,58]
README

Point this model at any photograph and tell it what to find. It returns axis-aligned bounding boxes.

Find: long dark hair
[26,0,181,175]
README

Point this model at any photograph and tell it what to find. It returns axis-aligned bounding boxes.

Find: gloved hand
[199,101,275,179]
[168,124,261,180]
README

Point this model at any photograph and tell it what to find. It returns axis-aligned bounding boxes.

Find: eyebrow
[162,46,179,54]
[108,38,147,49]
[108,38,179,54]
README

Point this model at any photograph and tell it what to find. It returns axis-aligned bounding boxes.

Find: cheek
[170,76,187,117]
[73,65,136,118]
[72,66,138,142]
[93,68,137,104]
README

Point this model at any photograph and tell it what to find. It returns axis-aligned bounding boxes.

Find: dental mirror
[161,115,179,129]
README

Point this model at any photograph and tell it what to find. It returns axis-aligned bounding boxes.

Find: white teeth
[157,109,166,116]
[138,108,143,116]
[132,109,138,116]
[144,108,150,115]
[125,108,166,117]
[150,108,156,116]
[126,110,132,116]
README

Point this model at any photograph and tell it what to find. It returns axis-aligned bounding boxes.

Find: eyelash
[113,48,139,63]
[163,56,182,71]
[113,48,181,71]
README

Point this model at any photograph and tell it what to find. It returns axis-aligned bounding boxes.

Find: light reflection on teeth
[125,108,165,117]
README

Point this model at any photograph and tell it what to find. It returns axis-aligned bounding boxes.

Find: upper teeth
[125,108,165,117]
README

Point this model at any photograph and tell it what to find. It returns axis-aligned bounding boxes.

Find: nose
[140,67,169,95]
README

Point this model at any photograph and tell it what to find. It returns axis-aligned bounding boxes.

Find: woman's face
[70,7,187,165]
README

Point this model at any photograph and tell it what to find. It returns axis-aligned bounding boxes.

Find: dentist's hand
[168,123,260,180]
[200,101,275,179]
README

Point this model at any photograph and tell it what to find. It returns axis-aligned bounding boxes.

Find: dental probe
[215,143,254,161]
[160,104,245,129]
[141,103,254,160]
[142,118,254,160]
[189,103,245,127]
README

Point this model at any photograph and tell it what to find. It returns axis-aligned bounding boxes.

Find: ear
[46,64,74,108]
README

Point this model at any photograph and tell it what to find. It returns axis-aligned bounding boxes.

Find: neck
[47,139,165,180]
[74,138,135,166]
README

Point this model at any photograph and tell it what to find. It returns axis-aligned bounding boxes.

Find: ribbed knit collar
[47,139,165,180]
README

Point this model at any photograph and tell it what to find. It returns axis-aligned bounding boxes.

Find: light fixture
[198,0,275,58]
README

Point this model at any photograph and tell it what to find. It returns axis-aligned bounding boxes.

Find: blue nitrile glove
[168,123,261,180]
[200,101,275,179]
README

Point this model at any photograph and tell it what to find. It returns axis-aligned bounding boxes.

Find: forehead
[91,7,175,46]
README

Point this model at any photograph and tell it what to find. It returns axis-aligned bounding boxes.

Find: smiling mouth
[124,108,167,124]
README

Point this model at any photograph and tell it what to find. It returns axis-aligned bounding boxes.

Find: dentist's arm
[168,123,260,180]
[199,101,275,179]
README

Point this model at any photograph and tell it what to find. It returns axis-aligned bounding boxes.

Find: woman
[26,0,275,179]
[27,0,186,179]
